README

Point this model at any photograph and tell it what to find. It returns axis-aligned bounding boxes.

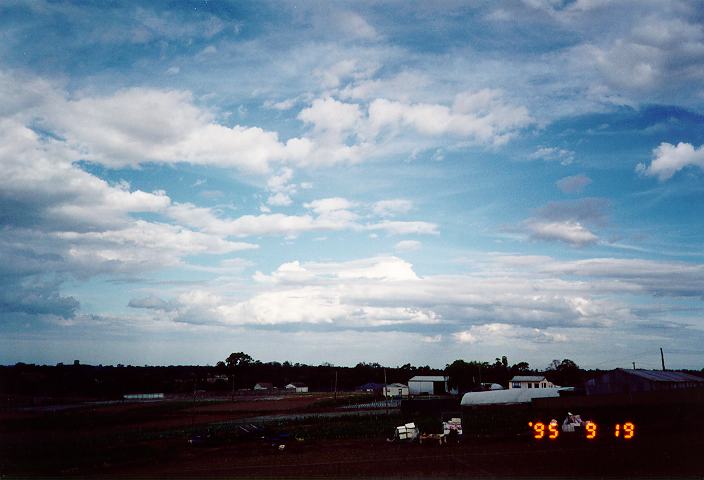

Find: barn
[585,369,704,395]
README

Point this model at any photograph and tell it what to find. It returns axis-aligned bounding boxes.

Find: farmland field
[1,393,702,478]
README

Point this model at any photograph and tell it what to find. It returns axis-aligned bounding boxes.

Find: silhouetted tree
[225,352,253,369]
[546,358,582,387]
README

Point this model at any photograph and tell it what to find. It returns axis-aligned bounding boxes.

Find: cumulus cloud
[521,198,609,246]
[372,199,413,217]
[368,89,532,145]
[140,252,704,340]
[50,88,312,174]
[298,96,363,135]
[636,142,704,181]
[556,174,592,193]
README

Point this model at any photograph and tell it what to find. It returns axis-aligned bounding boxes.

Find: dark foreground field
[2,394,703,478]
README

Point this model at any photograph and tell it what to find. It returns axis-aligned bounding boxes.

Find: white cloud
[298,97,362,135]
[637,142,704,181]
[454,323,567,345]
[304,197,357,215]
[20,83,312,174]
[525,220,599,246]
[367,220,439,236]
[372,199,413,217]
[520,198,608,247]
[394,240,422,252]
[583,15,704,92]
[166,201,437,238]
[153,253,699,336]
[529,146,575,165]
[368,89,532,145]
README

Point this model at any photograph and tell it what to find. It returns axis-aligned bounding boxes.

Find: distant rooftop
[618,369,704,383]
[409,375,448,382]
[511,375,547,382]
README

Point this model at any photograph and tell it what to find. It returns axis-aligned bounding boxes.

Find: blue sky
[1,0,703,370]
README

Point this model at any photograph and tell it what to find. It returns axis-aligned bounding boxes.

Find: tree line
[0,354,592,400]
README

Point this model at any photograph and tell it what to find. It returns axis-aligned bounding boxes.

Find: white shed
[285,382,308,393]
[408,375,453,395]
[383,383,409,398]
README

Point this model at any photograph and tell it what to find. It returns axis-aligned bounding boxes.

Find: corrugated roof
[511,375,546,382]
[461,387,562,406]
[409,375,448,382]
[619,369,704,383]
[386,383,407,388]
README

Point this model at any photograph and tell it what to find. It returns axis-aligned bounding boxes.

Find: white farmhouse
[509,375,555,389]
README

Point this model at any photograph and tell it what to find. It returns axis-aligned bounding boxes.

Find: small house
[509,375,555,389]
[253,382,274,391]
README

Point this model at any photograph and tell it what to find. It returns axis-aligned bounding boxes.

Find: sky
[1,0,703,370]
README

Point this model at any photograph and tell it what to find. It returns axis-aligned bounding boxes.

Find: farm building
[585,369,704,396]
[123,393,164,400]
[408,375,454,395]
[461,387,562,406]
[285,382,308,393]
[383,383,409,398]
[253,382,274,390]
[509,375,555,389]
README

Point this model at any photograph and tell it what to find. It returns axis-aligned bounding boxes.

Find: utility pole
[660,347,666,371]
[334,370,338,401]
[383,368,388,414]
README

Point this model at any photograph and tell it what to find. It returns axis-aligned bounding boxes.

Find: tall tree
[225,352,253,369]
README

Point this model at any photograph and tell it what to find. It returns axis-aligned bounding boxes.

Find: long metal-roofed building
[461,387,563,406]
[585,368,704,395]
